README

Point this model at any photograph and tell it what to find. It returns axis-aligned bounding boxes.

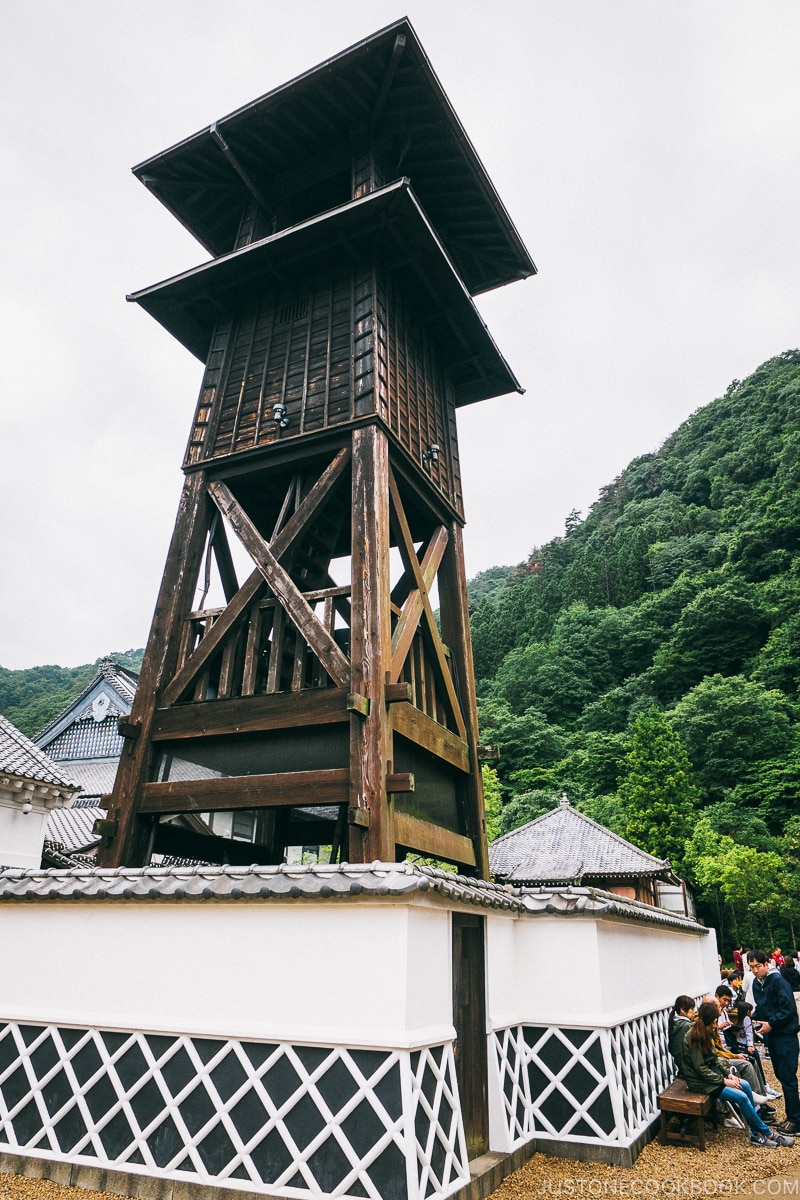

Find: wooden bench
[658,1079,719,1150]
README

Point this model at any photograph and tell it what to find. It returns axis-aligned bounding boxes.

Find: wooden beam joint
[386,772,415,793]
[348,806,371,828]
[346,692,371,717]
[117,717,141,741]
[477,744,500,762]
[92,818,119,839]
[385,682,412,704]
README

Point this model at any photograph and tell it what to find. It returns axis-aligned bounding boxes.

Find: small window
[277,298,308,324]
[232,810,256,841]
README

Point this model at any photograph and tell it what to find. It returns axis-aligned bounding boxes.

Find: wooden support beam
[346,692,370,717]
[97,471,212,868]
[385,682,412,704]
[209,480,350,687]
[150,688,350,741]
[438,518,490,880]
[388,471,467,740]
[390,524,449,681]
[390,702,470,773]
[348,425,393,861]
[141,768,349,814]
[211,514,239,602]
[161,446,350,706]
[393,812,476,868]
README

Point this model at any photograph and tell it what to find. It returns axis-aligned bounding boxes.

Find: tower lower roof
[128,180,523,407]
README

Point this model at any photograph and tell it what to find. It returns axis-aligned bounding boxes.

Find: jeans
[720,1081,772,1136]
[767,1033,800,1124]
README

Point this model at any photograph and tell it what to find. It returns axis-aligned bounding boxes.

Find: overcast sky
[1,1,798,670]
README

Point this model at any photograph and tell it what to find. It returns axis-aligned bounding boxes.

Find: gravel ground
[490,1061,800,1200]
[0,1065,798,1200]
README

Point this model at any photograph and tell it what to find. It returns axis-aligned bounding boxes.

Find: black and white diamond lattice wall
[491,1010,673,1149]
[0,1022,469,1200]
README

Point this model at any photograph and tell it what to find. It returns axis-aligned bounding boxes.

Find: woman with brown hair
[683,1001,792,1148]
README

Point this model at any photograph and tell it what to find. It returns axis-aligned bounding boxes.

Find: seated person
[668,995,696,1078]
[683,1002,792,1148]
[702,993,777,1114]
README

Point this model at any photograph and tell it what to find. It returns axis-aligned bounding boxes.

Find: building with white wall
[0,862,716,1200]
[0,715,79,869]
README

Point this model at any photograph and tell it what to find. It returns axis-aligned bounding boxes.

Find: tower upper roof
[132,18,535,297]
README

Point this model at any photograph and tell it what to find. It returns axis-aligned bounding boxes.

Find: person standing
[749,951,800,1135]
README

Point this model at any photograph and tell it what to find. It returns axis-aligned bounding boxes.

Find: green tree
[685,819,790,948]
[482,765,503,843]
[617,708,698,866]
[498,789,560,835]
[670,674,793,799]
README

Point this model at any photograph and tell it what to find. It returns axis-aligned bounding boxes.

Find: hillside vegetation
[0,650,143,738]
[473,350,800,951]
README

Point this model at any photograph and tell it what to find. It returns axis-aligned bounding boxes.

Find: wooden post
[97,472,210,867]
[348,426,393,862]
[438,519,490,879]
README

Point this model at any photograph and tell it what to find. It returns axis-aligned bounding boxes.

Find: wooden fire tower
[98,20,535,875]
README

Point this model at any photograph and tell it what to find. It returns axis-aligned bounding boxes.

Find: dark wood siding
[376,272,463,515]
[184,262,373,466]
[183,258,463,518]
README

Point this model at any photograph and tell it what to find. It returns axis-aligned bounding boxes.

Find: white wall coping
[0,861,709,934]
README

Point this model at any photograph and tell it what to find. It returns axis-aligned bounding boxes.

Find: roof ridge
[490,799,669,869]
[35,658,137,742]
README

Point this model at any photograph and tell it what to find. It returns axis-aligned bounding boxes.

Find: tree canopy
[471,349,800,951]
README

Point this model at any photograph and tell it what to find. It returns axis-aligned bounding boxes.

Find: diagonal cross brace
[161,447,351,706]
[208,480,350,688]
[390,525,448,680]
[387,470,467,741]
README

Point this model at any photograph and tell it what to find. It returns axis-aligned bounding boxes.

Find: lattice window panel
[491,1008,673,1151]
[0,1022,468,1200]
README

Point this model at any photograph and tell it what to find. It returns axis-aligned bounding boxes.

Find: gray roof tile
[0,861,704,931]
[0,715,80,791]
[488,796,671,884]
[45,806,105,854]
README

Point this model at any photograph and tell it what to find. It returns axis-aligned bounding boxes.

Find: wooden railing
[175,585,351,703]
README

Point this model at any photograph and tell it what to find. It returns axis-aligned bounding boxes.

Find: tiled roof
[45,716,125,762]
[0,862,706,931]
[65,760,120,799]
[35,658,138,746]
[0,715,80,791]
[45,806,105,854]
[488,796,672,885]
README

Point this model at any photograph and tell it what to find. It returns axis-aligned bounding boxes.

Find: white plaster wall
[0,897,455,1048]
[485,912,715,1029]
[404,904,452,1036]
[0,801,50,869]
[596,919,718,1018]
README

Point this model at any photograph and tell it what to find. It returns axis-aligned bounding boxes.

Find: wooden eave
[131,18,536,296]
[128,179,523,407]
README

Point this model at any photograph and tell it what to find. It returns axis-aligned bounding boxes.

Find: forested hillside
[0,650,143,737]
[472,349,800,951]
